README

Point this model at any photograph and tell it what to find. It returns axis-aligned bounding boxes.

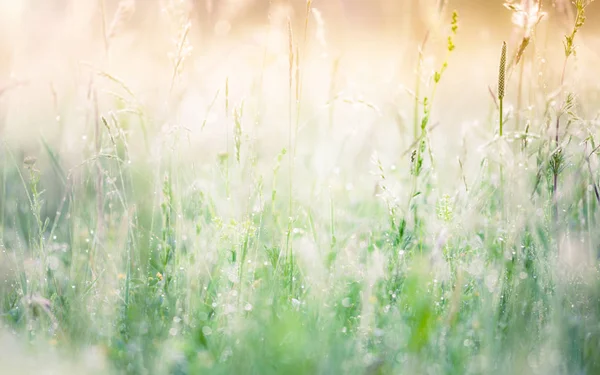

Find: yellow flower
[156,272,163,281]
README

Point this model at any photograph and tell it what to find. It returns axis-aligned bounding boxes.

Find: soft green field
[1,1,600,374]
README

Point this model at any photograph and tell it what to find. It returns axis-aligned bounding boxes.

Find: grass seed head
[498,41,507,100]
[107,0,136,40]
[23,156,37,167]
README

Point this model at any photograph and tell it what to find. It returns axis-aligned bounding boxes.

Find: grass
[1,1,600,374]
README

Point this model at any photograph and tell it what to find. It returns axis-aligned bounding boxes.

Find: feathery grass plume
[552,1,592,230]
[371,152,400,233]
[511,1,544,131]
[513,36,530,67]
[498,41,507,136]
[304,0,313,44]
[563,1,587,58]
[504,0,545,37]
[164,0,193,93]
[160,174,176,292]
[514,37,530,132]
[106,0,136,41]
[562,0,590,83]
[503,1,546,131]
[234,102,243,164]
[21,152,49,293]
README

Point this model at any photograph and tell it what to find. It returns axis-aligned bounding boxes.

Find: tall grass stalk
[286,18,297,294]
[496,40,508,230]
[407,9,457,239]
[93,91,105,248]
[552,0,589,230]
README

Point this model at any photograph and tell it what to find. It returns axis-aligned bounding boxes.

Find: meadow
[1,1,600,374]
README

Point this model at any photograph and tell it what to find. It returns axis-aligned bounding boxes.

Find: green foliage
[1,3,600,375]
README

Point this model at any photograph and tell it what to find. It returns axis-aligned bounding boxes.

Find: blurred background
[1,0,600,176]
[1,2,600,373]
[1,0,599,187]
